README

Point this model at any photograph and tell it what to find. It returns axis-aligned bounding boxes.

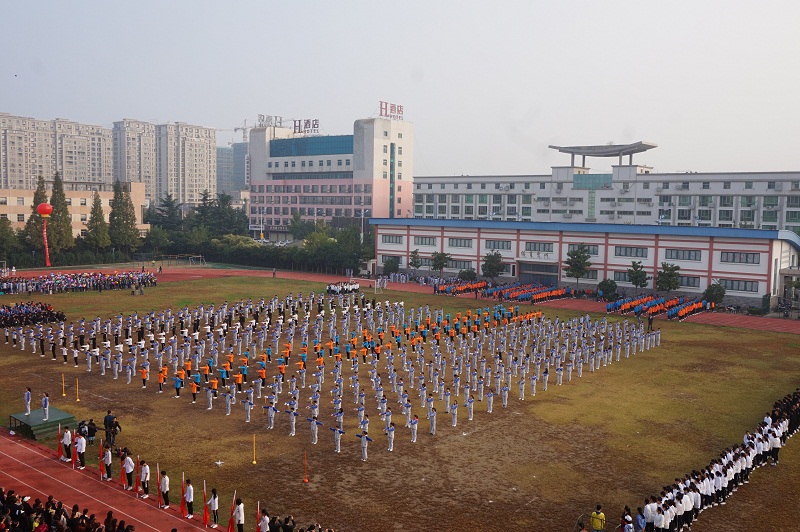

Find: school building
[371,218,800,306]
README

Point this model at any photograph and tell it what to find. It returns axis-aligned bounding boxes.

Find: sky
[2,1,799,176]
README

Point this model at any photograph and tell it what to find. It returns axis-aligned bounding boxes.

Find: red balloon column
[36,203,53,267]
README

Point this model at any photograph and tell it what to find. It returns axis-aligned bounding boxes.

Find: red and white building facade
[372,219,800,305]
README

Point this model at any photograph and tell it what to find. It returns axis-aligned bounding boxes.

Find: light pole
[32,250,36,267]
[36,203,53,267]
[112,247,115,264]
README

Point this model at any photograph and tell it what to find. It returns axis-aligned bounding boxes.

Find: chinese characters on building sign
[379,101,404,121]
[294,119,320,134]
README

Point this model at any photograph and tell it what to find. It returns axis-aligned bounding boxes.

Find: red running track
[0,429,206,532]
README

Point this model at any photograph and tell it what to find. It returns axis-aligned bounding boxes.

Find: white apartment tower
[156,123,216,206]
[113,119,157,202]
[0,112,113,189]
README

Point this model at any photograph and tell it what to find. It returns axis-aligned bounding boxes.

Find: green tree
[288,211,317,241]
[152,193,184,233]
[191,190,215,230]
[212,192,248,236]
[47,171,75,252]
[143,225,170,256]
[704,281,726,306]
[655,262,681,293]
[563,243,592,288]
[84,191,111,251]
[458,267,477,281]
[597,278,618,300]
[627,261,651,289]
[383,257,400,275]
[431,251,451,274]
[408,249,422,273]
[109,181,141,253]
[0,217,21,259]
[23,175,48,250]
[481,250,505,280]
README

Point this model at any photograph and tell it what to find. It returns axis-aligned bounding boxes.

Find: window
[679,276,701,288]
[80,198,88,206]
[398,133,403,139]
[448,238,472,248]
[719,196,733,207]
[720,279,758,292]
[525,242,553,253]
[17,197,25,206]
[413,236,436,246]
[677,209,692,221]
[486,240,511,250]
[745,181,753,189]
[721,252,760,264]
[739,210,755,222]
[613,271,630,282]
[447,259,472,270]
[450,205,460,215]
[786,211,800,223]
[764,196,779,207]
[665,249,701,261]
[383,145,388,154]
[383,159,388,166]
[17,214,25,222]
[718,210,733,221]
[567,244,599,255]
[381,235,403,244]
[767,181,776,189]
[702,182,710,190]
[0,197,6,205]
[661,183,670,190]
[346,159,350,166]
[615,246,647,258]
[643,183,650,189]
[381,255,402,265]
[723,182,731,189]
[337,160,342,166]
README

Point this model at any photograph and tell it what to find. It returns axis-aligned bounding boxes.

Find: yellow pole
[252,433,257,465]
[76,378,80,402]
[62,374,66,397]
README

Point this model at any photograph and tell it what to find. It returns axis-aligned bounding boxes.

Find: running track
[0,429,206,532]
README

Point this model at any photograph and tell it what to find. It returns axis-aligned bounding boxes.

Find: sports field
[1,267,799,531]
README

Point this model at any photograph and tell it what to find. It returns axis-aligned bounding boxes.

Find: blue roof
[369,218,800,251]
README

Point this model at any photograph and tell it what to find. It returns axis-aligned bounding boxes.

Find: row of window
[4,213,89,222]
[416,181,800,192]
[251,196,372,206]
[267,159,350,169]
[0,197,96,206]
[251,183,374,193]
[720,252,760,264]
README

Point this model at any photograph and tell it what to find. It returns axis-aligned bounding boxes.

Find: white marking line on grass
[0,435,205,531]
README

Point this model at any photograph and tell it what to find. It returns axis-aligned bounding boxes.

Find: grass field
[1,274,799,531]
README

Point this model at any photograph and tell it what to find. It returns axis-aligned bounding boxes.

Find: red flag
[57,424,63,460]
[203,480,210,527]
[180,472,186,516]
[99,439,105,479]
[156,463,162,507]
[255,500,259,532]
[226,490,237,532]
[134,456,141,493]
[120,457,125,484]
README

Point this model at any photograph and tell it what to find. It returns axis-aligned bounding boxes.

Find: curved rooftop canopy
[549,141,657,166]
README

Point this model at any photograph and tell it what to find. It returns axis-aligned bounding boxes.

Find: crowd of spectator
[0,303,66,328]
[0,486,127,532]
[0,272,157,296]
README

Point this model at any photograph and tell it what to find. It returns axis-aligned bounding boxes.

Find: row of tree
[564,243,726,303]
[0,173,141,268]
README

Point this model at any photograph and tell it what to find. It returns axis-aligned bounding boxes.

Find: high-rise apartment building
[112,119,157,202]
[216,142,248,195]
[155,123,216,206]
[0,112,113,189]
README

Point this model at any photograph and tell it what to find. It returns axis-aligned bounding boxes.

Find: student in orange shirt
[139,367,149,388]
[209,377,219,397]
[233,372,244,392]
[190,380,199,403]
[157,371,167,393]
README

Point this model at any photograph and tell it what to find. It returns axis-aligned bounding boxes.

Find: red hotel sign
[379,101,404,121]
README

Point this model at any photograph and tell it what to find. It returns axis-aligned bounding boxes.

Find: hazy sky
[3,1,799,176]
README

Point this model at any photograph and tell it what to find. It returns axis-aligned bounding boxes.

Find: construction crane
[234,119,250,143]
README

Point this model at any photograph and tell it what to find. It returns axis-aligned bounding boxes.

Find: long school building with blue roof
[371,218,800,306]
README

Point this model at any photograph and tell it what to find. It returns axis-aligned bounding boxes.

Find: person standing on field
[160,470,170,509]
[139,460,150,499]
[590,504,606,532]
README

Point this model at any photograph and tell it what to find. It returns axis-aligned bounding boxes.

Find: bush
[746,307,767,316]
